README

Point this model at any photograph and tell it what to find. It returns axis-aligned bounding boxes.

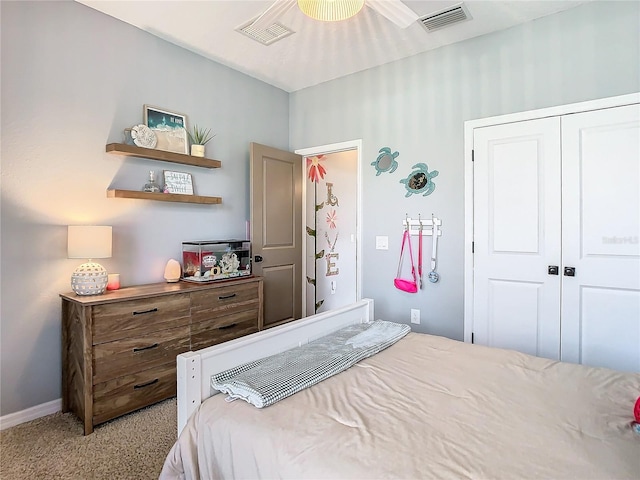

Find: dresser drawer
[62,279,262,434]
[93,362,176,425]
[93,294,190,344]
[191,309,259,351]
[93,325,190,384]
[190,281,259,314]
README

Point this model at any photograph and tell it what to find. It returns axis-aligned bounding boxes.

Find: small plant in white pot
[188,125,215,157]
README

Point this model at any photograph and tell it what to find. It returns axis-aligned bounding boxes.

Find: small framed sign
[163,170,194,195]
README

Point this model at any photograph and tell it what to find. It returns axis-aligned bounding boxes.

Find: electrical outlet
[410,308,420,324]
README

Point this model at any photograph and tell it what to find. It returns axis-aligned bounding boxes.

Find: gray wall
[0,1,289,416]
[1,0,638,417]
[290,1,640,339]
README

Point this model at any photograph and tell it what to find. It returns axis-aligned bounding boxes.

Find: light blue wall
[1,0,638,417]
[290,0,640,339]
[0,1,289,416]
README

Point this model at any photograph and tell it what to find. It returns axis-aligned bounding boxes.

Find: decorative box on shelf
[182,240,251,282]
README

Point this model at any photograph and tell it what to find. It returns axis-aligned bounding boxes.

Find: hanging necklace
[325,231,339,252]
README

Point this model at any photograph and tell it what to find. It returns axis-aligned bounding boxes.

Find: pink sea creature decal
[307,155,326,183]
[326,209,337,229]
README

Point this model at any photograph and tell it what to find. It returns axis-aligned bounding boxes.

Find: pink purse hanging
[394,229,418,293]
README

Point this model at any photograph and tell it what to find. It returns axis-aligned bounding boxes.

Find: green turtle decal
[400,163,439,197]
[371,147,399,176]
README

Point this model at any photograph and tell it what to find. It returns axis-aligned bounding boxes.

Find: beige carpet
[0,398,177,479]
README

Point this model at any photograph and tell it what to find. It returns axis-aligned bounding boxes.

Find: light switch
[375,236,389,250]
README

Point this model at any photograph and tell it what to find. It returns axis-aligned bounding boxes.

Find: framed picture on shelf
[143,105,188,155]
[163,170,194,195]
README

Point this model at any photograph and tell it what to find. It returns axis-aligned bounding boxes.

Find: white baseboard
[0,398,62,431]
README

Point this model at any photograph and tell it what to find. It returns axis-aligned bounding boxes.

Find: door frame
[295,139,363,318]
[463,92,640,344]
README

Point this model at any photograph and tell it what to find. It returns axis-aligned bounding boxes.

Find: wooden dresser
[61,276,263,434]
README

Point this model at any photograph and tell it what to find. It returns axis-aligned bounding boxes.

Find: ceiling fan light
[298,0,365,22]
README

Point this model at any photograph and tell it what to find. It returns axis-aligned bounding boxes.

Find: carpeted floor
[0,398,177,479]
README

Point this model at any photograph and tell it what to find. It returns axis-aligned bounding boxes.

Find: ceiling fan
[250,0,420,31]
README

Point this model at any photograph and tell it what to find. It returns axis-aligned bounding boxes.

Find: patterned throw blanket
[211,320,410,408]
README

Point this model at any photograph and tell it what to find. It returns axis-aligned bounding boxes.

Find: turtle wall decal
[400,163,439,197]
[371,147,399,176]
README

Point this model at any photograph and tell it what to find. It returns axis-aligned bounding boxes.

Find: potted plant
[187,125,215,157]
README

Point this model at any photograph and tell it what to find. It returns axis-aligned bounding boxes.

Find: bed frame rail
[176,298,374,434]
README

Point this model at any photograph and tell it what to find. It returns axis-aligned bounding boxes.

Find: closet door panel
[580,287,639,372]
[486,280,546,357]
[473,118,562,359]
[561,103,640,372]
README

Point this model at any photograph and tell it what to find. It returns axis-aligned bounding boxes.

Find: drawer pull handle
[218,293,237,300]
[133,378,159,389]
[132,308,158,316]
[218,323,238,330]
[133,343,159,353]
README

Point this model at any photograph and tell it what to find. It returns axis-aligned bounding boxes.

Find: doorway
[296,140,362,318]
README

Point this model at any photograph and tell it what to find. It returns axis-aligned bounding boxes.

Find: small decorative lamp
[68,226,112,295]
[164,259,181,283]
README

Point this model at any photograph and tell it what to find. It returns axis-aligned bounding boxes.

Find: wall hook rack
[403,215,442,237]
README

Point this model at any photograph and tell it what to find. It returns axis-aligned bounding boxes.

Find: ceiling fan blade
[366,0,419,28]
[250,0,297,31]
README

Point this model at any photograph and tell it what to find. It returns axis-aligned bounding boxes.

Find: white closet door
[473,118,562,359]
[561,104,640,372]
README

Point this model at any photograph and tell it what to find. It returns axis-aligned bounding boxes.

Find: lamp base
[71,262,108,295]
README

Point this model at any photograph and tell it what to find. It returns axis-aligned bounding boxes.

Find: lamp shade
[68,226,112,259]
[298,0,364,22]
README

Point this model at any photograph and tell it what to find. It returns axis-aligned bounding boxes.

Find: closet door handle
[548,265,559,275]
[564,267,576,277]
[254,255,263,263]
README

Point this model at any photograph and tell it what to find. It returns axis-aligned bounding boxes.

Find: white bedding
[161,332,640,479]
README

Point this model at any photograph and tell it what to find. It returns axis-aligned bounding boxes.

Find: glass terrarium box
[182,240,252,282]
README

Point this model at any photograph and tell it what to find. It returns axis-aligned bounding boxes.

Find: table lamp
[68,226,112,295]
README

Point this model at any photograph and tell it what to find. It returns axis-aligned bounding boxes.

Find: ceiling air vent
[419,2,471,32]
[236,20,294,46]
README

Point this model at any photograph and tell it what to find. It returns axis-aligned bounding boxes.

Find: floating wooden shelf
[107,189,222,205]
[106,143,222,169]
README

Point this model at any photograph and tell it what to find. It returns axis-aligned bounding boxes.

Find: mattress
[160,332,640,479]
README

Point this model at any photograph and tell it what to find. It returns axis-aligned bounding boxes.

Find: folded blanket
[211,320,410,408]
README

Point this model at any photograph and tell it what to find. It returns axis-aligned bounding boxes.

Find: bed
[161,299,640,479]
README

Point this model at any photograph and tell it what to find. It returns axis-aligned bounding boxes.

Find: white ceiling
[77,0,589,92]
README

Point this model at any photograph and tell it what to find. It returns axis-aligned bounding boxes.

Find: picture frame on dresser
[143,104,188,155]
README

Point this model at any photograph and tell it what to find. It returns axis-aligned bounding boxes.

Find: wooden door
[472,117,562,359]
[561,104,640,372]
[250,143,303,328]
